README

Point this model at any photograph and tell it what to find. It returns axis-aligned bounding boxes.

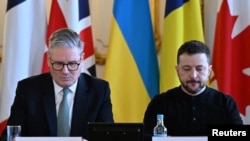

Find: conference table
[152,136,208,141]
[15,136,208,141]
[15,137,82,141]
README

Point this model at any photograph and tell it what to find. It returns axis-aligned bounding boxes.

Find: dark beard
[182,80,205,94]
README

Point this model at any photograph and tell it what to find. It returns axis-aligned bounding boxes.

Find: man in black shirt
[143,40,243,141]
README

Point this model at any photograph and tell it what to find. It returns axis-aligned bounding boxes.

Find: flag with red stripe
[0,0,47,135]
[42,0,96,76]
[210,0,250,124]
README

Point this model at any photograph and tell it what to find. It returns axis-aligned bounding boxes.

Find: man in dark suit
[0,28,114,141]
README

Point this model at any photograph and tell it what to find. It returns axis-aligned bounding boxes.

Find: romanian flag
[210,0,250,124]
[160,0,204,92]
[103,0,159,122]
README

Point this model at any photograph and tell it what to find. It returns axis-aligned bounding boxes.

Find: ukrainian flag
[103,0,159,122]
[160,0,204,92]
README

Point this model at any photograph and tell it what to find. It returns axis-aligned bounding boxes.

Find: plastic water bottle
[153,114,167,137]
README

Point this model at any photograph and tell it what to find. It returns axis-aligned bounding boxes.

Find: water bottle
[153,114,167,137]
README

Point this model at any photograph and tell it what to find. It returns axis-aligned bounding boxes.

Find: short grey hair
[48,28,84,56]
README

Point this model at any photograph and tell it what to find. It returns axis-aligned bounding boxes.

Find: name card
[15,137,82,141]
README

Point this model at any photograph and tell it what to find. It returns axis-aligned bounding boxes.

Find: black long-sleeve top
[143,86,243,141]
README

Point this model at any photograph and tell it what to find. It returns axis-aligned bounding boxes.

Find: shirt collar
[53,80,78,94]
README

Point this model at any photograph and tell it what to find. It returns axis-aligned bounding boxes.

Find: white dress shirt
[53,80,78,127]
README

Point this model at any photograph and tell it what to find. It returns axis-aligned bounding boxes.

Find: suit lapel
[42,74,57,136]
[71,74,89,134]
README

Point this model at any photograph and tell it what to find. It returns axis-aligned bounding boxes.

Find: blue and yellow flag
[160,0,204,92]
[103,0,159,122]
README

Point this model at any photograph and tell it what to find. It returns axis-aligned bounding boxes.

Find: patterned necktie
[57,88,70,136]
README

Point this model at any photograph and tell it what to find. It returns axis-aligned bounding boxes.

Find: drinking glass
[7,125,21,141]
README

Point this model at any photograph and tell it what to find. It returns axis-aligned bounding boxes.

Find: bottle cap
[157,114,164,119]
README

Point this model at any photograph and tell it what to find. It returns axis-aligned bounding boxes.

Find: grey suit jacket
[0,73,113,140]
